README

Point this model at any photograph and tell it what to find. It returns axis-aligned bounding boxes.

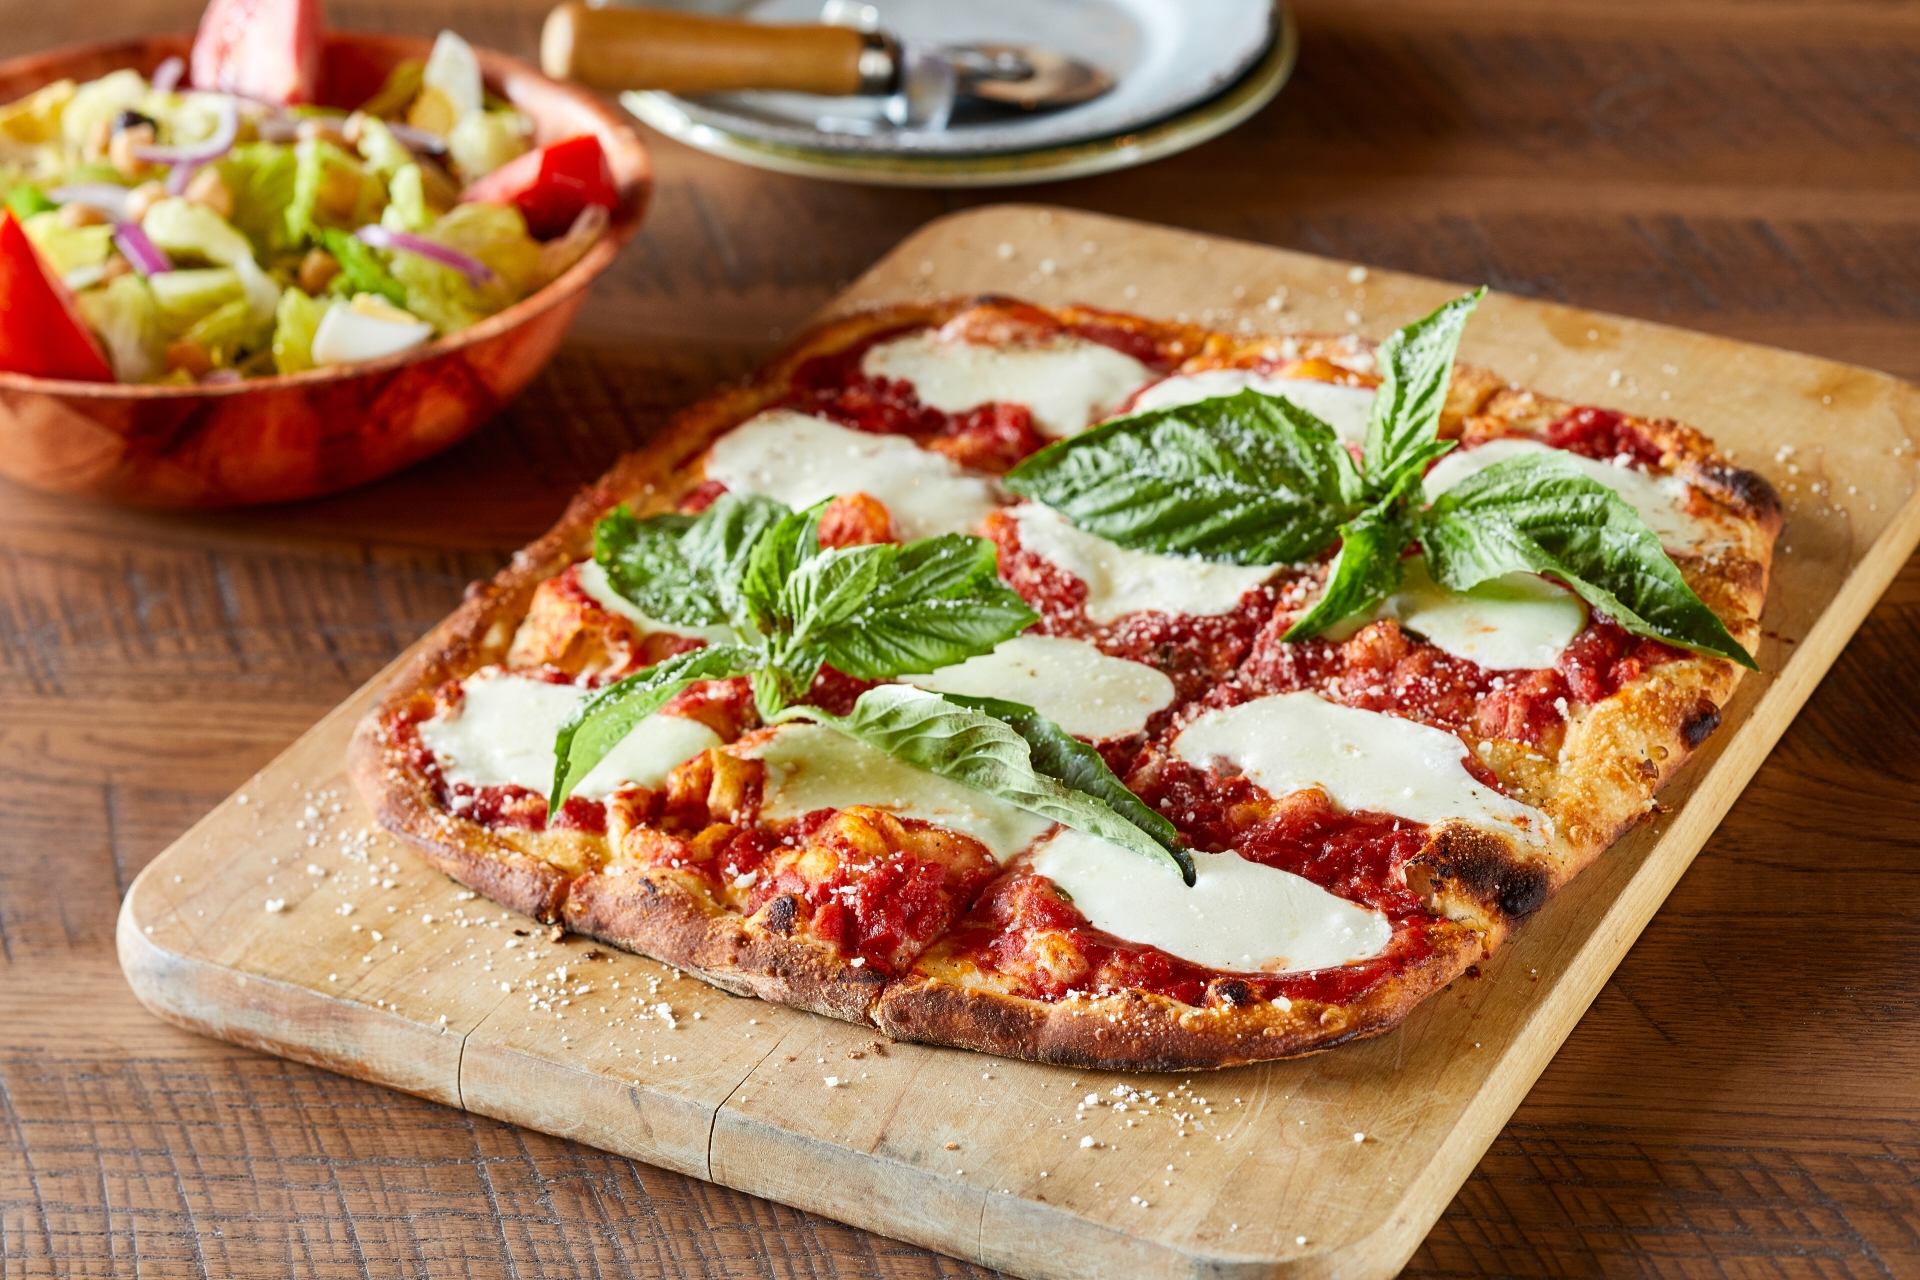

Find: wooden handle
[542,3,870,96]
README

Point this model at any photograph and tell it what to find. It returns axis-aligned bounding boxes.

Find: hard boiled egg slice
[311,294,434,366]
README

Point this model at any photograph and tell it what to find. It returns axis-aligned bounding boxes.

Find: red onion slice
[200,368,243,384]
[48,184,132,222]
[165,162,200,197]
[151,56,185,94]
[385,122,450,156]
[133,98,239,166]
[113,222,172,276]
[353,225,499,287]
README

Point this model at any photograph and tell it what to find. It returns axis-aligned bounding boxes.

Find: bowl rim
[0,30,649,400]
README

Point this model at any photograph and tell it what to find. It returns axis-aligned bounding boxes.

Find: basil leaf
[1004,389,1362,564]
[738,503,823,638]
[815,536,1038,681]
[593,507,726,627]
[936,692,1191,883]
[813,687,1195,883]
[782,544,892,647]
[548,644,759,811]
[1281,498,1414,641]
[680,492,788,612]
[1422,454,1757,668]
[1363,288,1483,497]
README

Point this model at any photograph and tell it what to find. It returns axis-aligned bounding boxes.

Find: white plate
[640,0,1273,155]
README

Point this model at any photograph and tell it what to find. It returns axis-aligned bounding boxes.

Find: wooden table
[4,1,1916,1276]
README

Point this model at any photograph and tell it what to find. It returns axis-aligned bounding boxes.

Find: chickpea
[122,181,167,224]
[56,202,109,229]
[83,117,112,162]
[108,122,157,179]
[315,162,363,220]
[297,248,341,296]
[183,167,234,220]
[98,257,132,283]
[166,338,214,379]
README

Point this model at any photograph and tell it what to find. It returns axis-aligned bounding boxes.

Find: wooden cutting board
[117,205,1920,1280]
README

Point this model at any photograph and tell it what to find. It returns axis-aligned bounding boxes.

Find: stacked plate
[619,0,1293,186]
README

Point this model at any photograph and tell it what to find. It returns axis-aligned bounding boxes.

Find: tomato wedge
[0,211,113,382]
[461,135,618,240]
[190,0,323,106]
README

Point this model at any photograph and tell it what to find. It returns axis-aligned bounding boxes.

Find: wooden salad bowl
[0,33,651,507]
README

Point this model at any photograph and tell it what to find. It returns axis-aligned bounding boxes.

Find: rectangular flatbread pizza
[351,293,1780,1070]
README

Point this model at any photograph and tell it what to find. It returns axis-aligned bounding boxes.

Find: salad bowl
[0,32,650,507]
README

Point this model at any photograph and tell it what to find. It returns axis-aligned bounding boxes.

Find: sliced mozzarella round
[1011,504,1275,625]
[901,635,1175,740]
[743,722,1054,863]
[1422,436,1719,551]
[418,671,721,801]
[1128,370,1377,445]
[861,330,1152,439]
[703,410,1002,541]
[310,295,434,366]
[1377,556,1587,671]
[1173,691,1545,840]
[573,558,739,645]
[1030,828,1392,973]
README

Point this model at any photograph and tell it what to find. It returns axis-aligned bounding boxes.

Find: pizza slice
[352,291,1778,1069]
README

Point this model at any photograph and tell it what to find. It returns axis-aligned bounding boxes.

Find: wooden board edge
[115,894,467,1107]
[833,201,1920,398]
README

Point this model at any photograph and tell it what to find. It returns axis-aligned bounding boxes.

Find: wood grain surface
[5,1,1919,1277]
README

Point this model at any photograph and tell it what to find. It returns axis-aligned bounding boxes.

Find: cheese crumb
[264,899,285,913]
[1080,1136,1095,1148]
[1353,1132,1366,1143]
[824,1076,841,1088]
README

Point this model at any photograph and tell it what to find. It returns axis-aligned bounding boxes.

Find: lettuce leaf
[74,273,165,382]
[271,287,330,374]
[21,209,111,275]
[386,202,540,332]
[216,142,299,258]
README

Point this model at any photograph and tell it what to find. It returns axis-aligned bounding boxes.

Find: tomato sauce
[1542,406,1664,468]
[1232,611,1681,747]
[981,508,1285,701]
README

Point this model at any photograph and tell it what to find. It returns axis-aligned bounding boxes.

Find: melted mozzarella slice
[1129,370,1377,445]
[901,635,1175,740]
[418,672,722,800]
[743,723,1054,862]
[1174,691,1545,839]
[703,410,1002,541]
[1030,829,1392,973]
[1422,437,1718,551]
[1011,504,1275,625]
[861,331,1152,439]
[1378,556,1587,671]
[573,559,739,645]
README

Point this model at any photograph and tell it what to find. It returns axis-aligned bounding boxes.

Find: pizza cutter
[541,3,1114,132]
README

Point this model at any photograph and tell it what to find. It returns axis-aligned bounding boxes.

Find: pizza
[350,292,1780,1071]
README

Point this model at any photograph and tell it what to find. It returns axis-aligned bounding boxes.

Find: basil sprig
[551,494,1193,877]
[1005,288,1756,668]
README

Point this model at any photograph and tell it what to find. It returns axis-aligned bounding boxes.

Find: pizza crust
[349,295,1779,1070]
